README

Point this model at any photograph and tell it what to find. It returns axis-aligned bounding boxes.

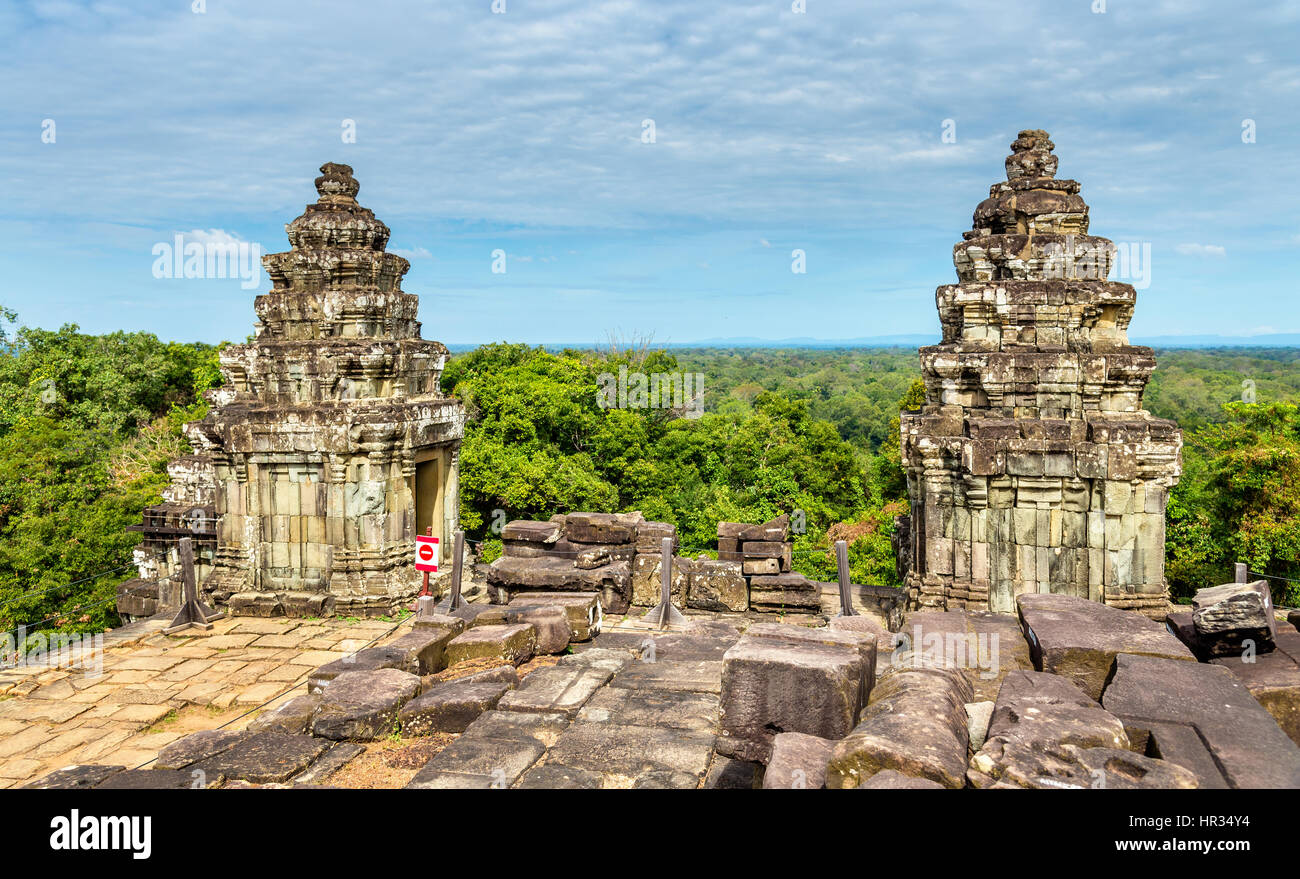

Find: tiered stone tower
[899,131,1181,617]
[188,163,465,618]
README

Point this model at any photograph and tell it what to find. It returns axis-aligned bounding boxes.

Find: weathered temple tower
[900,131,1181,617]
[187,163,465,617]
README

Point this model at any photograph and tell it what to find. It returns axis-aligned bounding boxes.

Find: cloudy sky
[2,0,1297,346]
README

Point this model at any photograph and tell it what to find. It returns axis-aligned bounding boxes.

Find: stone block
[687,559,748,612]
[631,553,691,607]
[501,520,562,543]
[743,558,780,575]
[1102,653,1300,788]
[406,735,544,788]
[858,769,946,789]
[311,668,421,741]
[399,680,514,735]
[155,729,246,770]
[577,687,719,733]
[189,732,331,784]
[1016,592,1194,700]
[496,663,614,717]
[508,592,602,641]
[247,694,322,735]
[388,629,456,675]
[445,624,536,667]
[738,514,790,542]
[545,722,715,783]
[1211,629,1300,747]
[1192,580,1275,657]
[489,556,631,613]
[825,665,972,789]
[967,670,1129,788]
[762,732,835,789]
[564,512,637,544]
[717,632,872,764]
[307,645,406,694]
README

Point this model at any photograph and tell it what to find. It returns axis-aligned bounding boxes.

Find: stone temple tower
[899,131,1181,617]
[189,163,466,618]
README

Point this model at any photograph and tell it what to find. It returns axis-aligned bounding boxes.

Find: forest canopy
[1,308,1297,650]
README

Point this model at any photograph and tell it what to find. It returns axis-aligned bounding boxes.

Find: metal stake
[163,537,224,634]
[435,530,466,614]
[642,536,687,629]
[835,539,856,617]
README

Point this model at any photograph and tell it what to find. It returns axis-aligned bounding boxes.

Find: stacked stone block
[185,163,465,618]
[899,131,1181,616]
[489,513,749,613]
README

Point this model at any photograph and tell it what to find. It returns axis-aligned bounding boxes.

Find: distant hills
[448,333,1300,352]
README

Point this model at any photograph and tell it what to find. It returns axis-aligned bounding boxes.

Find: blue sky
[1,0,1297,346]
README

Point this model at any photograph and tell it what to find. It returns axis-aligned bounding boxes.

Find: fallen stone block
[422,660,519,690]
[687,558,748,612]
[246,694,321,735]
[508,591,602,640]
[738,514,789,542]
[496,663,614,717]
[1211,629,1300,746]
[744,622,877,704]
[290,741,364,785]
[501,519,562,543]
[1102,653,1300,788]
[564,512,638,544]
[96,769,213,790]
[967,670,1129,788]
[609,658,724,694]
[406,734,544,788]
[470,604,573,654]
[858,769,946,789]
[399,679,514,735]
[461,709,571,748]
[189,732,331,784]
[743,558,780,576]
[965,701,994,752]
[717,629,874,763]
[825,665,973,789]
[412,610,466,637]
[445,623,536,667]
[515,765,603,789]
[762,732,835,789]
[703,757,761,789]
[635,521,677,554]
[898,609,1034,702]
[829,614,899,653]
[749,571,822,611]
[556,645,635,675]
[1017,593,1195,700]
[155,728,247,770]
[545,722,715,783]
[1192,580,1276,657]
[631,553,691,607]
[311,668,421,741]
[388,628,458,675]
[490,557,631,614]
[577,687,719,734]
[23,765,126,789]
[308,645,407,694]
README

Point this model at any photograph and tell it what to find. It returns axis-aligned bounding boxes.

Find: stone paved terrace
[0,584,885,789]
[0,614,402,787]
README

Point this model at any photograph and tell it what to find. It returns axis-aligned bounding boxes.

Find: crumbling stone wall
[900,131,1181,616]
[184,163,466,618]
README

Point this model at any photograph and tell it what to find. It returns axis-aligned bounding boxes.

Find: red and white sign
[415,534,440,572]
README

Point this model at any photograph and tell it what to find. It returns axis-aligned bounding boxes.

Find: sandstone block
[1192,580,1275,657]
[1016,592,1194,700]
[687,559,748,612]
[762,732,835,789]
[311,668,421,741]
[508,591,602,640]
[445,624,536,667]
[399,679,514,735]
[1102,653,1300,788]
[825,665,972,789]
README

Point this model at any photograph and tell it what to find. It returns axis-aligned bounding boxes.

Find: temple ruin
[121,163,465,619]
[898,130,1182,617]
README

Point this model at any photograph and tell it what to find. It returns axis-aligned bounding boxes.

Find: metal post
[642,536,686,629]
[435,530,466,614]
[835,539,856,617]
[1235,563,1248,584]
[163,537,224,634]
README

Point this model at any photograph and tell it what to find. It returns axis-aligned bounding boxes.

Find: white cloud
[1174,243,1227,257]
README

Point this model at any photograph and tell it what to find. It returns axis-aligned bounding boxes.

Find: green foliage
[0,313,224,642]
